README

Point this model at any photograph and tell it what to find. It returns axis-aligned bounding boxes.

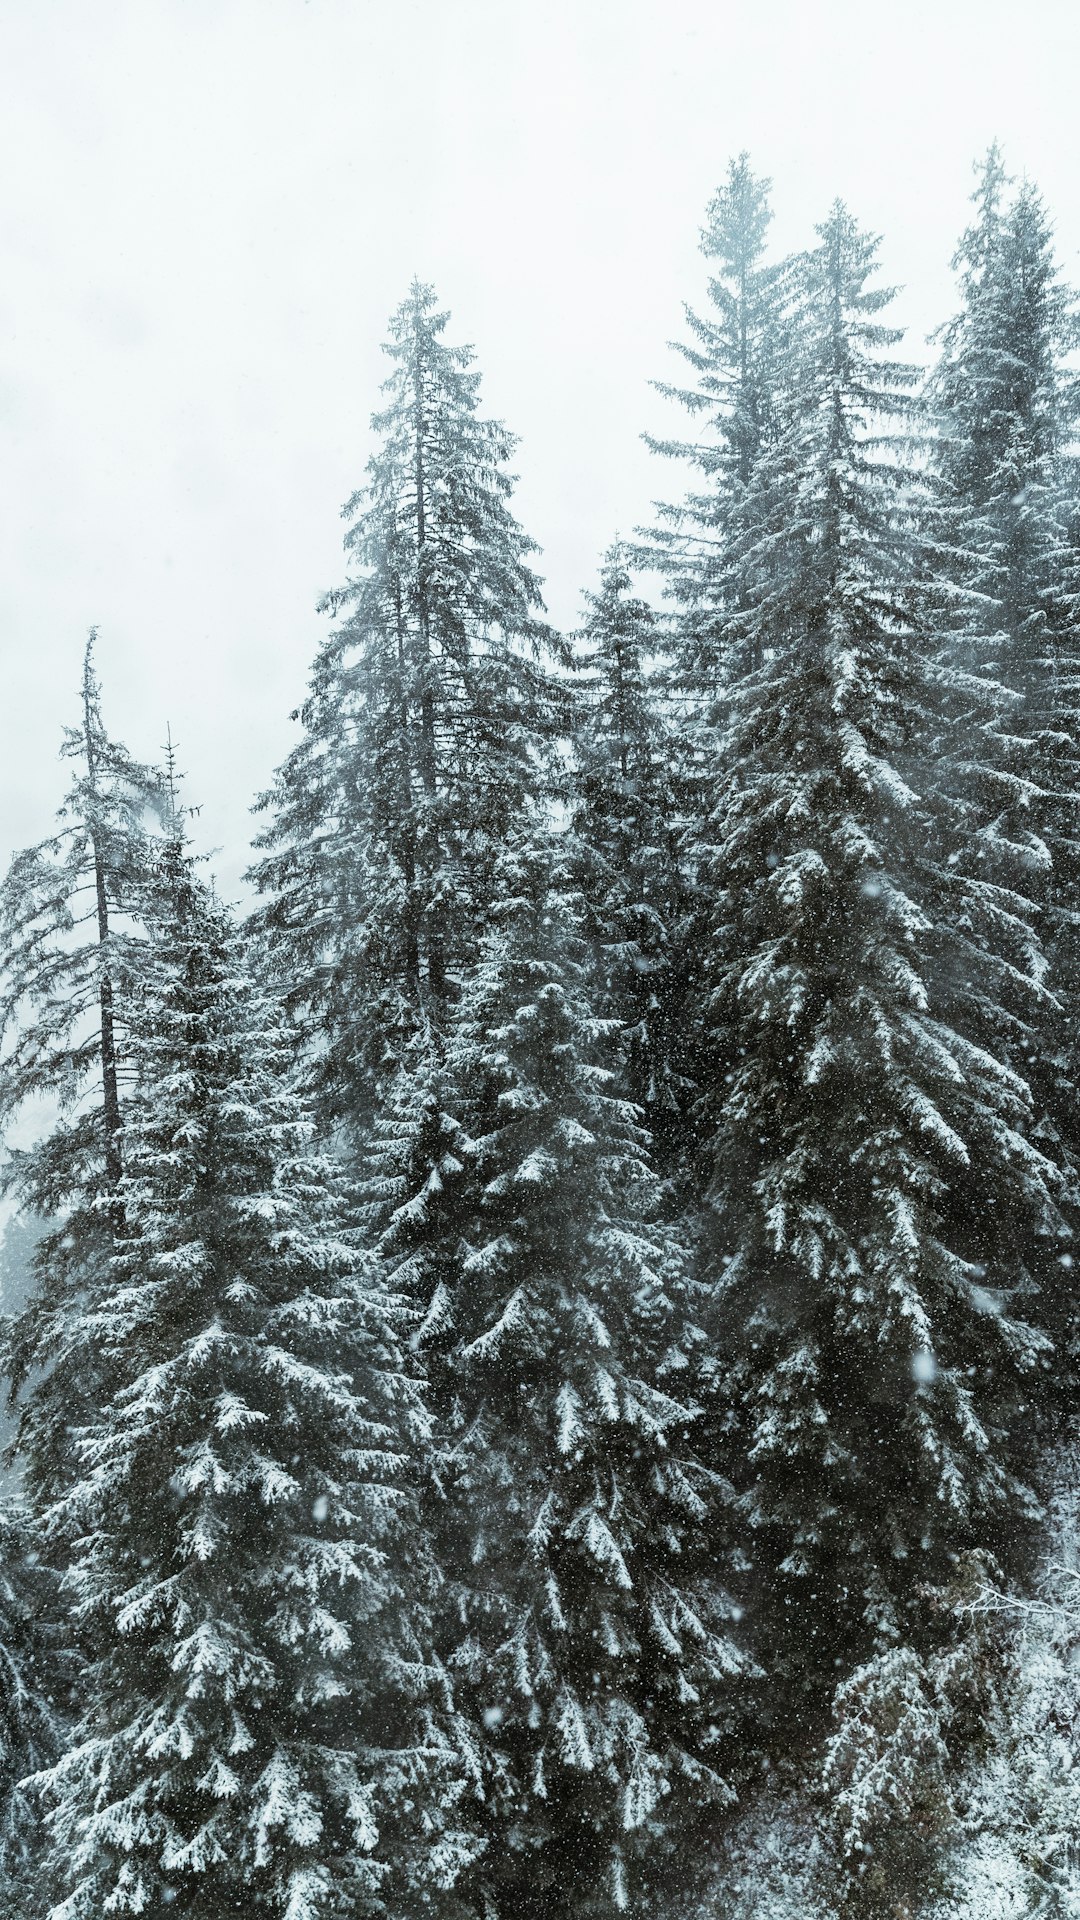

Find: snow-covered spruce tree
[643,151,792,687]
[365,833,751,1920]
[29,830,472,1920]
[634,157,796,1195]
[928,149,1080,1370]
[0,632,163,1197]
[0,1212,41,1323]
[571,546,692,1178]
[0,1215,43,1466]
[251,280,564,1134]
[0,641,164,1511]
[817,1547,1011,1920]
[0,1500,61,1919]
[695,202,1060,1719]
[926,1439,1080,1919]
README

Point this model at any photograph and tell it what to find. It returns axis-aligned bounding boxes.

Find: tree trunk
[412,331,446,1008]
[393,585,422,1000]
[82,638,123,1190]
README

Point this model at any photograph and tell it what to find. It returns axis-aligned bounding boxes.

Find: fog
[1,0,1076,898]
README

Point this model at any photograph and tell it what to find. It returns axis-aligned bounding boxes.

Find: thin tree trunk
[83,638,123,1189]
[393,584,422,999]
[412,329,446,1007]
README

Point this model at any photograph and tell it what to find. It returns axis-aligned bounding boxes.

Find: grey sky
[1,0,1077,901]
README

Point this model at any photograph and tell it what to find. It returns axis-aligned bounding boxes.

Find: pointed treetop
[702,151,774,272]
[162,725,185,840]
[952,143,1012,284]
[80,627,103,768]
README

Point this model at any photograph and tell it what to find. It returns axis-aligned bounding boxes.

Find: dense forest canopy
[0,149,1078,1920]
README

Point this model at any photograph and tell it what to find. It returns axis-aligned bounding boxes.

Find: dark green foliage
[25,835,471,1920]
[250,281,565,1134]
[0,636,163,1203]
[0,648,164,1516]
[0,1501,60,1919]
[5,151,1080,1920]
[645,153,793,685]
[928,148,1080,1374]
[364,836,750,1920]
[685,205,1056,1720]
[571,546,692,1177]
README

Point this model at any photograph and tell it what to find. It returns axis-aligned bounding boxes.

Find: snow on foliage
[364,833,752,1919]
[250,279,564,1137]
[3,143,1080,1920]
[22,835,470,1919]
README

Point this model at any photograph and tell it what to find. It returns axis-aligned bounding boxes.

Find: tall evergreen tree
[27,829,471,1920]
[0,1502,61,1919]
[928,148,1080,1367]
[365,834,750,1920]
[571,546,690,1176]
[929,1440,1080,1918]
[644,152,792,686]
[251,281,564,1135]
[0,634,163,1205]
[0,643,164,1510]
[692,202,1059,1716]
[635,157,796,1193]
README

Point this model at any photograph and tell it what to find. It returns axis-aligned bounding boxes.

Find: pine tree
[818,1555,1005,1920]
[693,202,1059,1715]
[644,152,792,686]
[251,281,564,1135]
[928,149,1080,1370]
[0,641,164,1510]
[0,1501,60,1919]
[571,546,690,1176]
[929,1440,1080,1918]
[634,158,796,1194]
[0,635,163,1203]
[365,834,750,1920]
[27,829,471,1920]
[0,1216,43,1467]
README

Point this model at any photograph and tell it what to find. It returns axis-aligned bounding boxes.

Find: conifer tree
[0,643,164,1509]
[635,157,796,1191]
[644,152,791,685]
[27,827,471,1920]
[571,546,690,1175]
[0,1216,41,1464]
[0,634,163,1205]
[365,834,750,1920]
[251,281,564,1134]
[693,201,1059,1713]
[930,1442,1080,1917]
[818,1546,1010,1920]
[0,1502,60,1919]
[928,149,1080,1368]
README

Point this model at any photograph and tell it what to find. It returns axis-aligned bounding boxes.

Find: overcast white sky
[1,0,1077,900]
